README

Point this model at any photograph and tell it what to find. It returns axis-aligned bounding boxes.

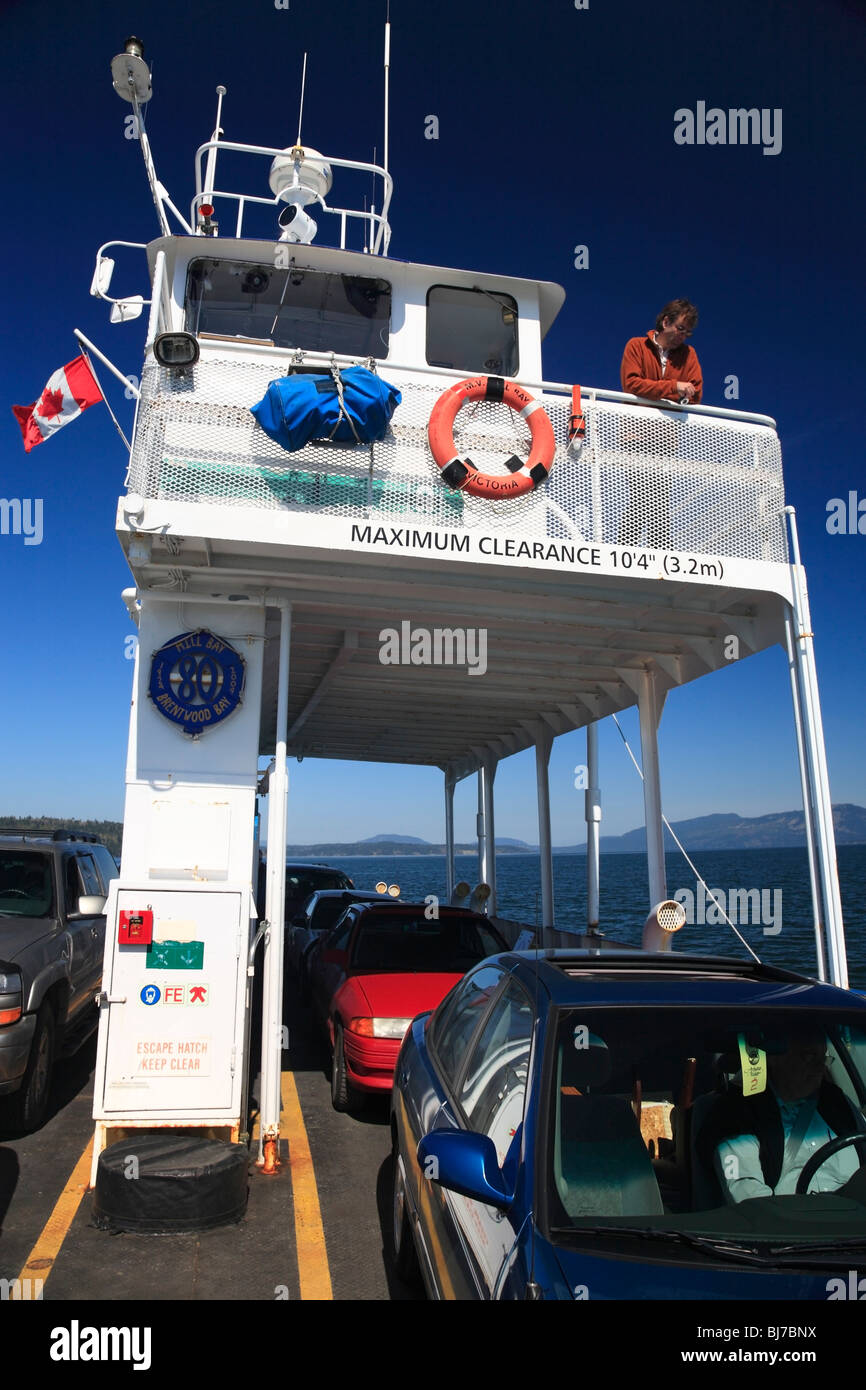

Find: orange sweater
[620,332,703,403]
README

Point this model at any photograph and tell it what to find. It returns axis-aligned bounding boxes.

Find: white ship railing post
[259,599,291,1169]
[443,767,456,902]
[785,508,847,987]
[483,756,498,915]
[783,607,827,981]
[475,755,497,914]
[638,671,668,910]
[534,725,555,935]
[586,721,601,931]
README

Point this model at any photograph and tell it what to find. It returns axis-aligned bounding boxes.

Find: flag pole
[73,331,133,452]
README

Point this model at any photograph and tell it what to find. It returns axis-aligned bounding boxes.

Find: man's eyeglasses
[667,321,694,337]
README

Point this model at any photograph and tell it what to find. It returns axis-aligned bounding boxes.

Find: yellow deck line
[14,1136,94,1298]
[281,1069,333,1300]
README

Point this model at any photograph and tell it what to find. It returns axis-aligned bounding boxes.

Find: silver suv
[0,829,118,1130]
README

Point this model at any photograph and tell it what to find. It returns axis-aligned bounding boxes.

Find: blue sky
[1,0,864,844]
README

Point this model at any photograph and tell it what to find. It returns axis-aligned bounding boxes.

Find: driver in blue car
[709,1027,865,1203]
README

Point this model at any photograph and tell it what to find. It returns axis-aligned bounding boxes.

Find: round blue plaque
[148,629,245,736]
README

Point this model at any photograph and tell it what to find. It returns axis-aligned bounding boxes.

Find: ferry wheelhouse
[88,36,847,1182]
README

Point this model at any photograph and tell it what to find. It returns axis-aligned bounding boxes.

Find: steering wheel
[795,1132,866,1194]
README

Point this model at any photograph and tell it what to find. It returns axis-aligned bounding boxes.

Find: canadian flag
[12,355,103,453]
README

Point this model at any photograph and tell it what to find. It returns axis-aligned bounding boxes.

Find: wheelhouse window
[184,259,391,357]
[426,284,519,375]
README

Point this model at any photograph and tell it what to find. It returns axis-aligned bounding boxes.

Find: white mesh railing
[126,354,787,564]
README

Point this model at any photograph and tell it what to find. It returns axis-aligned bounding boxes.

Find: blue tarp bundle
[250,366,402,452]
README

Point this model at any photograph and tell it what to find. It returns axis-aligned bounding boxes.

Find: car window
[547,1006,866,1243]
[459,978,534,1158]
[326,912,356,952]
[310,897,352,934]
[0,850,53,918]
[92,845,120,892]
[77,854,102,897]
[350,913,503,973]
[63,856,85,913]
[430,964,506,1091]
[287,869,352,900]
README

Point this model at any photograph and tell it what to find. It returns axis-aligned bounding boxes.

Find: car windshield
[351,914,503,973]
[0,850,53,917]
[546,1007,866,1248]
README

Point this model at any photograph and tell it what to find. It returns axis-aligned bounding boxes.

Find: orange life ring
[428,375,556,499]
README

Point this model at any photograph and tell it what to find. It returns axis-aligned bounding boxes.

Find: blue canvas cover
[250,366,401,452]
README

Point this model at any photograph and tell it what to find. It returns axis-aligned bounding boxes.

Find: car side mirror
[76,894,107,916]
[417,1131,514,1210]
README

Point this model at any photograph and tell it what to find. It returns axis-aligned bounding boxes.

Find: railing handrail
[190,340,777,431]
[192,139,393,253]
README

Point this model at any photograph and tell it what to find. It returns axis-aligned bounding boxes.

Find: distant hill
[4,806,863,866]
[287,806,866,857]
[360,834,429,845]
[552,804,866,854]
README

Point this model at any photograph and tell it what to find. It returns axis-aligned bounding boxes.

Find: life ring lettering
[427,375,556,500]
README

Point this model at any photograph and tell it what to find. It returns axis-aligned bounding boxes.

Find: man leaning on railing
[617,299,702,548]
[620,299,703,405]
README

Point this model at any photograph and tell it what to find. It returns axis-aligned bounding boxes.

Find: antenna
[202,85,227,207]
[296,52,308,147]
[110,37,171,238]
[383,11,391,187]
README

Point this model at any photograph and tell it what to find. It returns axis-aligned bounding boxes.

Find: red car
[307,902,508,1112]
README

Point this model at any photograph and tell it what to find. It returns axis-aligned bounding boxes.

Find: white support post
[783,608,827,981]
[638,671,667,910]
[786,510,847,987]
[259,601,291,1164]
[444,768,456,903]
[586,721,601,931]
[477,757,498,914]
[535,726,555,933]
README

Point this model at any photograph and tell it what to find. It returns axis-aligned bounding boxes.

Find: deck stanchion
[786,510,848,988]
[444,767,456,903]
[586,721,601,932]
[638,671,667,911]
[535,726,555,938]
[259,600,292,1171]
[783,608,827,982]
[476,757,498,914]
[482,757,498,915]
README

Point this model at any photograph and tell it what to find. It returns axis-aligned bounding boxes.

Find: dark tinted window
[326,911,357,953]
[0,851,53,918]
[186,260,391,357]
[310,896,356,934]
[350,913,502,973]
[63,856,84,913]
[77,854,102,897]
[287,868,352,900]
[92,845,120,892]
[426,284,518,374]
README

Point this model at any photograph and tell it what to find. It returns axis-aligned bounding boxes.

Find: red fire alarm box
[118,908,154,946]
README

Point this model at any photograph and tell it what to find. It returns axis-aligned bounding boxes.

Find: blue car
[390,949,866,1299]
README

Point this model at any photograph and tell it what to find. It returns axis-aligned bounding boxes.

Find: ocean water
[315,845,866,990]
